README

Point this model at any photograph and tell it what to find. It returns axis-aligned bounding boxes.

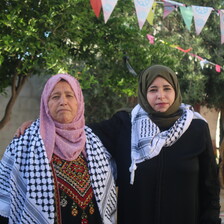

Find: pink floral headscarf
[40,73,86,161]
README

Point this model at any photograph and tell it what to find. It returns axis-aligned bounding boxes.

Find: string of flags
[147,34,223,72]
[90,0,224,44]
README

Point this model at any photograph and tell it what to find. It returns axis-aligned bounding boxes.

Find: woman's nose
[157,89,165,99]
[59,95,67,105]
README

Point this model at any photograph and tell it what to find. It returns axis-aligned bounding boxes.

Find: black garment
[60,190,102,224]
[90,111,221,224]
[0,216,8,224]
[52,153,102,224]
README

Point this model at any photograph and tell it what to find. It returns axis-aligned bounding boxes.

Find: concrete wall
[0,75,48,158]
[200,106,219,149]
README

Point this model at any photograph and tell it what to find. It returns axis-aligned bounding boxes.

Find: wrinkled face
[48,81,78,123]
[146,76,175,112]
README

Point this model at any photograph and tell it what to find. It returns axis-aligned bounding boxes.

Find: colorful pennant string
[91,0,224,44]
[146,34,223,72]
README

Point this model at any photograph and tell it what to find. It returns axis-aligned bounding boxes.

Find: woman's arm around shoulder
[88,110,131,156]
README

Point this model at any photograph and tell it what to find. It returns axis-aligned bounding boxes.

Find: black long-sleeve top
[90,111,221,224]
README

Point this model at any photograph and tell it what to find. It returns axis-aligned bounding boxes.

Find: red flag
[90,0,102,18]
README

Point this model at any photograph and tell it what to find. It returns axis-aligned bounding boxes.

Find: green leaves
[1,0,224,123]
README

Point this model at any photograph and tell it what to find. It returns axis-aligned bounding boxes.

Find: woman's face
[147,76,175,112]
[48,81,78,123]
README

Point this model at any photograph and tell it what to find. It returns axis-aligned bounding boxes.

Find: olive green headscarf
[138,65,182,128]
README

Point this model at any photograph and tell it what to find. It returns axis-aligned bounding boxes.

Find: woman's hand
[15,120,33,137]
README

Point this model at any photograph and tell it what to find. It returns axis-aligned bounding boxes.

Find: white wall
[0,75,48,158]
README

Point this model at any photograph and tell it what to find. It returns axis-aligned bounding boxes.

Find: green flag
[180,6,193,31]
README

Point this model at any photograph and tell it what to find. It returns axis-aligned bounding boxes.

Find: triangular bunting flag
[220,10,224,44]
[179,6,193,31]
[163,2,176,19]
[216,64,221,72]
[200,59,208,69]
[147,34,155,44]
[192,6,213,35]
[101,0,118,23]
[134,0,154,29]
[90,0,102,18]
[147,2,157,25]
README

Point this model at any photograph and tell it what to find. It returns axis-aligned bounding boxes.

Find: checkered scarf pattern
[129,104,206,184]
[85,126,117,224]
[0,120,55,224]
[0,120,117,224]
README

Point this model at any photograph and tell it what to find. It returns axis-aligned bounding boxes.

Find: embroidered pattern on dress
[52,153,95,223]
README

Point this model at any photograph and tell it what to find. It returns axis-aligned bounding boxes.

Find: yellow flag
[147,2,157,25]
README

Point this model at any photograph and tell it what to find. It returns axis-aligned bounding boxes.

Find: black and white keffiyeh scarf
[85,126,117,224]
[0,119,117,224]
[129,104,206,184]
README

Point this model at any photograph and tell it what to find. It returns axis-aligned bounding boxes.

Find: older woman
[13,65,221,224]
[0,74,117,224]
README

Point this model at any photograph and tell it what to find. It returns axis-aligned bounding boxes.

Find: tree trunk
[0,74,27,129]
